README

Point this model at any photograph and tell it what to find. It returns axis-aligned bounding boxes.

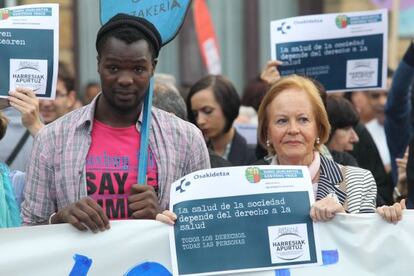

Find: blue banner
[99,0,192,45]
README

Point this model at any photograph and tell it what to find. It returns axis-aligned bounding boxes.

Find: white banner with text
[0,212,414,275]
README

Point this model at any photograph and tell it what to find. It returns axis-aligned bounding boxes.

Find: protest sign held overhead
[0,4,59,99]
[271,9,388,92]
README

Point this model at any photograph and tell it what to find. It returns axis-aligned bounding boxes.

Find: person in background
[1,87,44,228]
[236,78,270,125]
[0,111,21,228]
[235,77,271,158]
[345,69,396,206]
[365,68,394,173]
[0,103,33,172]
[153,82,231,168]
[0,86,44,172]
[153,82,187,121]
[83,81,101,105]
[325,96,359,167]
[22,13,210,232]
[344,91,375,124]
[394,147,409,202]
[186,75,256,166]
[39,62,79,124]
[385,40,414,187]
[347,121,394,206]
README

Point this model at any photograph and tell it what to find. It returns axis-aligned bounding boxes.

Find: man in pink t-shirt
[48,15,166,231]
[33,14,210,232]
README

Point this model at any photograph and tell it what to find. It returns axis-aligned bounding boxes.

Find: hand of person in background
[8,87,44,136]
[50,197,110,233]
[377,199,406,224]
[310,196,346,222]
[260,60,283,85]
[128,184,161,219]
[394,147,409,200]
[156,210,177,225]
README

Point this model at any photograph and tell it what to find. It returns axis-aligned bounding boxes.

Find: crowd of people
[1,13,412,230]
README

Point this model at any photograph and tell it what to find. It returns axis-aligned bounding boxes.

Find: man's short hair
[96,13,162,60]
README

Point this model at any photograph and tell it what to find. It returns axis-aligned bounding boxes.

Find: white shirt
[365,118,390,166]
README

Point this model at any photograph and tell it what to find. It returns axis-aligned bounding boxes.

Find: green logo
[0,9,10,20]
[335,15,348,28]
[245,167,262,183]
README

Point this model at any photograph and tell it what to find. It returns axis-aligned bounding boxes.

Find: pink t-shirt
[86,120,158,219]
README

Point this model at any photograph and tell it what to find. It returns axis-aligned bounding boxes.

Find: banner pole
[137,77,154,185]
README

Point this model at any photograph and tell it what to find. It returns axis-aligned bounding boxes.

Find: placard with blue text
[0,4,59,99]
[169,166,322,275]
[270,9,387,92]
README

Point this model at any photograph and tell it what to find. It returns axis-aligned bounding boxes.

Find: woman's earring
[266,139,271,148]
[316,137,320,144]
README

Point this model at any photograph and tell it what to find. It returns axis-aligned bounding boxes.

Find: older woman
[256,75,403,222]
[186,75,256,166]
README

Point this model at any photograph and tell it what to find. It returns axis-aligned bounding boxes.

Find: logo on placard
[245,167,261,183]
[0,9,10,20]
[276,22,291,34]
[335,15,348,28]
[346,58,378,88]
[176,178,191,193]
[245,167,303,184]
[268,224,311,264]
[9,59,48,94]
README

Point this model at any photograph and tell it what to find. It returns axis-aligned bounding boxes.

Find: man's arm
[184,125,211,174]
[127,124,210,219]
[21,131,56,225]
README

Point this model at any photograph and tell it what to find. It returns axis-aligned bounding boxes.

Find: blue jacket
[385,43,414,186]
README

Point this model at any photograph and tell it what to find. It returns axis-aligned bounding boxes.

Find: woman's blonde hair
[257,74,331,155]
[0,111,8,140]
